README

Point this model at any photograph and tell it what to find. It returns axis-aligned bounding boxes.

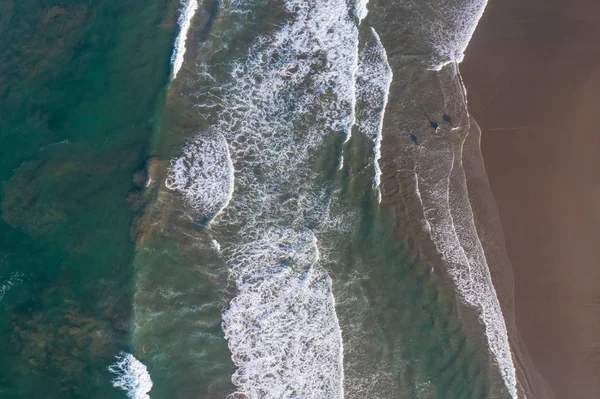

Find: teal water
[0,0,177,397]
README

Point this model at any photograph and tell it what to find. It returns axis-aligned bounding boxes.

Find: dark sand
[462,1,600,397]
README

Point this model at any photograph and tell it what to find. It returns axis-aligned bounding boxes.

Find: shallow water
[132,0,514,398]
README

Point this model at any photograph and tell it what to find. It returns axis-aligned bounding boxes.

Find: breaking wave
[109,352,153,399]
[164,0,382,396]
[171,0,199,79]
[426,0,489,70]
[166,131,234,223]
[415,141,516,397]
[355,27,393,202]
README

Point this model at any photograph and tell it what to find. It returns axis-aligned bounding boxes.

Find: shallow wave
[355,27,393,202]
[448,132,517,397]
[425,0,489,70]
[171,0,199,79]
[383,0,515,393]
[109,352,153,399]
[414,106,516,396]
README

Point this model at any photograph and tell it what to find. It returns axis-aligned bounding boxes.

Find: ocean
[0,0,177,397]
[0,0,520,398]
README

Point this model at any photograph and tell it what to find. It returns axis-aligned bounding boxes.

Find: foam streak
[171,0,199,79]
[355,28,393,202]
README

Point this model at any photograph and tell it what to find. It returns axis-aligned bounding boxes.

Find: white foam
[165,0,364,396]
[171,0,199,79]
[222,229,344,398]
[108,352,153,399]
[355,28,393,203]
[165,132,234,222]
[346,37,360,146]
[354,0,369,22]
[344,0,372,147]
[426,0,489,70]
[415,143,516,397]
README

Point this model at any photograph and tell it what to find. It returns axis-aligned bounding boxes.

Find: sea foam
[222,229,344,398]
[355,27,393,202]
[108,352,153,399]
[166,0,367,397]
[415,143,516,398]
[166,132,234,223]
[426,0,489,70]
[354,0,369,21]
[171,0,199,79]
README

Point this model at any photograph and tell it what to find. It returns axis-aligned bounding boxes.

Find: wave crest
[108,352,153,399]
[166,132,234,223]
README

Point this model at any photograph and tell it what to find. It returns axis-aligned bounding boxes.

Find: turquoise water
[0,0,177,397]
[1,0,516,398]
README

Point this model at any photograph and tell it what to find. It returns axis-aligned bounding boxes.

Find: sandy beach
[462,1,600,397]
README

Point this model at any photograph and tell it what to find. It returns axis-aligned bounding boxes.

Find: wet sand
[461,1,600,397]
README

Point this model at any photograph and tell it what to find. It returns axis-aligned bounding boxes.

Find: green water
[0,0,177,397]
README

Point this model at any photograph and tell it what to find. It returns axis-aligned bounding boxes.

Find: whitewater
[171,0,199,79]
[165,0,372,397]
[162,0,517,397]
[109,352,154,399]
[355,27,393,203]
[400,0,518,395]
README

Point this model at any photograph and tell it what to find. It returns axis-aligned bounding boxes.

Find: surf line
[428,0,490,71]
[348,0,395,203]
[108,352,153,399]
[369,28,392,203]
[171,0,199,80]
[449,1,517,396]
[354,26,393,203]
[341,0,369,159]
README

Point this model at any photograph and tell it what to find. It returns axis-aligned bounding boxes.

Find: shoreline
[461,0,600,397]
[374,40,517,399]
[461,116,554,398]
[369,1,550,395]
